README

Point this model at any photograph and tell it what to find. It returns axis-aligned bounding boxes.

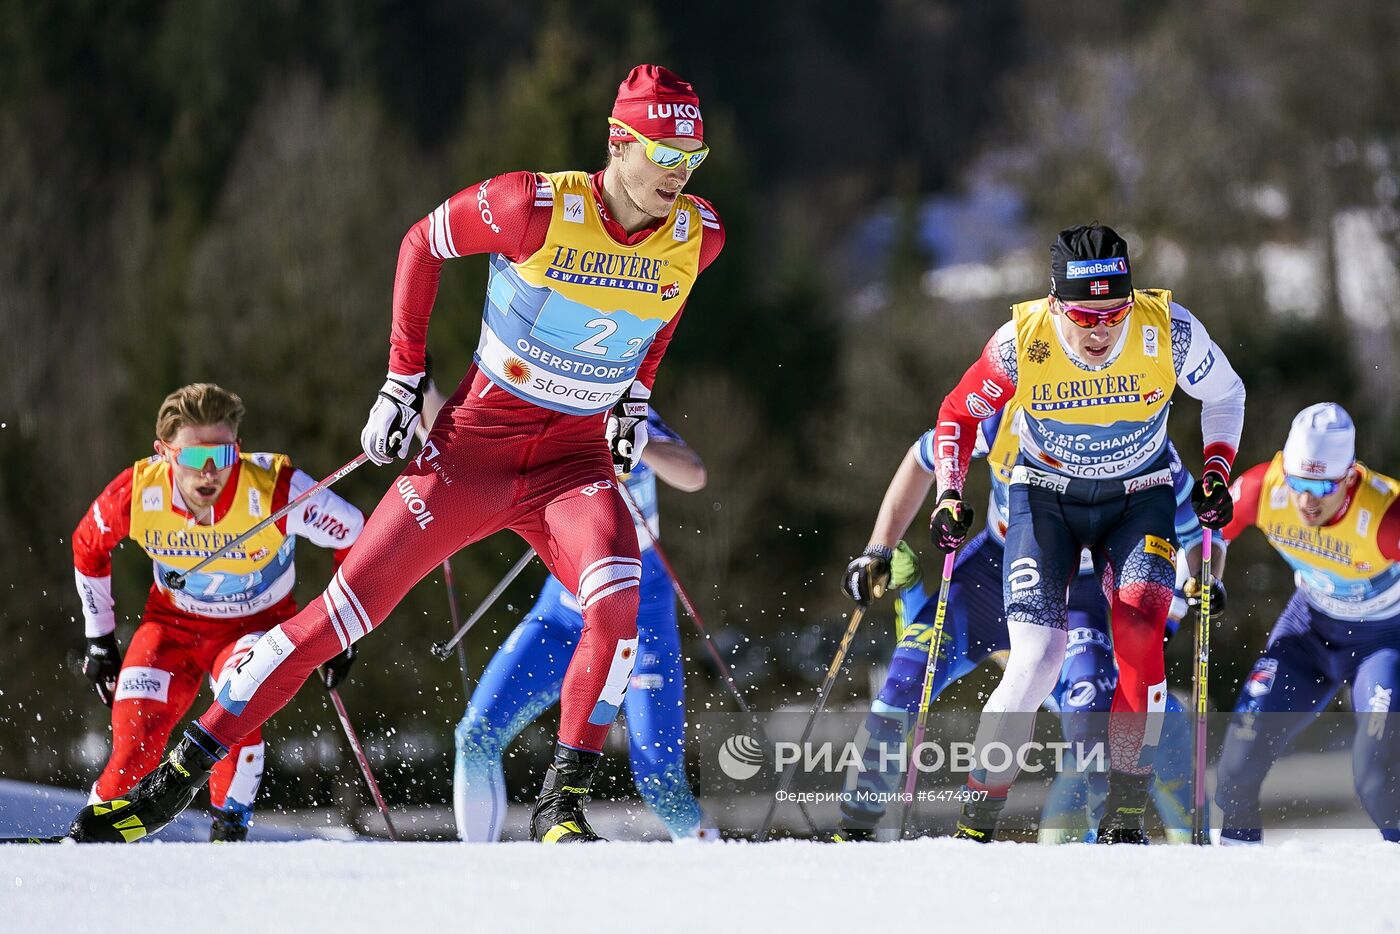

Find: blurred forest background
[4,0,1400,824]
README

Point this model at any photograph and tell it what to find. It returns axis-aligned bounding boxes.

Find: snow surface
[5,839,1398,934]
[0,779,341,842]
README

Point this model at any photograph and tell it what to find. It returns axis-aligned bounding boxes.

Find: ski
[0,835,70,844]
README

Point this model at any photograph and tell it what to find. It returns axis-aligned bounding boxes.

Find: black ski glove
[82,633,122,707]
[1191,472,1233,530]
[322,644,356,690]
[842,545,893,606]
[930,491,975,553]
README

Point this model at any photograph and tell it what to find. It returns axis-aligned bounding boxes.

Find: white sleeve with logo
[75,571,116,638]
[284,469,366,549]
[1170,302,1245,459]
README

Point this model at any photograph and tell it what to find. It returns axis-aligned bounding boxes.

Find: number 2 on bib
[574,317,619,356]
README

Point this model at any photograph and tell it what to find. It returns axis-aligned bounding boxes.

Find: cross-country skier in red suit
[71,383,363,841]
[72,64,724,844]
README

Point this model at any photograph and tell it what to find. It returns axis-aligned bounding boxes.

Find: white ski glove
[605,383,651,475]
[361,372,424,465]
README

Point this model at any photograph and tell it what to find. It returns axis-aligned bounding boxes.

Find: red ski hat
[609,64,704,143]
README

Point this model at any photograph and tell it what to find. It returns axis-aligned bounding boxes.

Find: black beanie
[1049,223,1132,301]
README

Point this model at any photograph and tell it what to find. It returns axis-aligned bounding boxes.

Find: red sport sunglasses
[1058,297,1134,329]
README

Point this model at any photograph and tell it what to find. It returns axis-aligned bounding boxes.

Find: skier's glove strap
[1191,471,1233,530]
[361,372,424,465]
[606,383,651,476]
[843,545,893,606]
[930,491,975,553]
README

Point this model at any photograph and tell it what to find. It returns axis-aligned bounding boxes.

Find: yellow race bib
[129,453,297,614]
[1011,289,1177,478]
[474,171,707,415]
[1256,454,1400,617]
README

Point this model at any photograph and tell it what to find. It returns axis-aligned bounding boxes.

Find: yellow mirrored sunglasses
[608,118,710,171]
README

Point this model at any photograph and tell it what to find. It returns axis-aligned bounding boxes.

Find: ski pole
[323,677,398,841]
[617,483,820,835]
[1191,527,1214,845]
[430,547,537,659]
[897,549,957,839]
[164,453,370,590]
[756,606,868,842]
[410,415,474,689]
[439,556,472,698]
[617,483,754,713]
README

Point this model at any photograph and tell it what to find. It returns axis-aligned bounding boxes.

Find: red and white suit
[195,170,724,755]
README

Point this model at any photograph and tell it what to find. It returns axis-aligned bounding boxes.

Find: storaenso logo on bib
[529,378,626,408]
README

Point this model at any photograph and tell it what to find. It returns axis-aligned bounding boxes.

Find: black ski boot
[70,728,223,843]
[1097,772,1152,845]
[530,745,605,843]
[953,794,1007,843]
[210,802,252,842]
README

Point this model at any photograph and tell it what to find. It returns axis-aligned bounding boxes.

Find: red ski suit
[197,170,723,754]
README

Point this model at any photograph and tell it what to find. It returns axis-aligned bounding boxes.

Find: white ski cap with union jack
[1283,402,1355,479]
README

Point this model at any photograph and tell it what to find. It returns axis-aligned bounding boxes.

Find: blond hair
[155,383,246,442]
